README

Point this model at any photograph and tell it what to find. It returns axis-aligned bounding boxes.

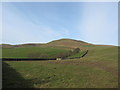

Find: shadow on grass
[2,62,34,88]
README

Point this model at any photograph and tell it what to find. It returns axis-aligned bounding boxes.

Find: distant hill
[1,38,93,59]
[0,43,45,48]
[0,44,14,48]
[1,38,93,50]
[46,38,93,49]
[1,38,115,54]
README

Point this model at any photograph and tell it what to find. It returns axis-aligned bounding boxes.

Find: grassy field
[2,46,87,59]
[2,47,70,59]
[2,39,118,88]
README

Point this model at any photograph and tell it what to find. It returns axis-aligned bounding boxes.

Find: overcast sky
[1,2,118,45]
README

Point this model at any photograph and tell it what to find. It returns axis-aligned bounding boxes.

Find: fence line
[2,58,56,61]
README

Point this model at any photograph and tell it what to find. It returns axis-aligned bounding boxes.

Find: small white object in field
[56,58,62,60]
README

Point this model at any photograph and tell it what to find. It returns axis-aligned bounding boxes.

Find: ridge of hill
[46,38,93,49]
[1,38,93,49]
[1,38,116,50]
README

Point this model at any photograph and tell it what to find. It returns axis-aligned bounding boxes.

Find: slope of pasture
[48,46,118,75]
[83,45,118,62]
[2,46,118,88]
[78,46,118,71]
[3,60,118,88]
[2,47,70,59]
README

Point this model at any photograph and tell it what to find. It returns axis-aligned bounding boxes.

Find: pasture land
[2,39,118,88]
[2,47,70,59]
[2,46,118,88]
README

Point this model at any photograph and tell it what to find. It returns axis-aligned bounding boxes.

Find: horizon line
[0,38,118,46]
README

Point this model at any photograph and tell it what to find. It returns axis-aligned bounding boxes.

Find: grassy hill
[46,38,93,49]
[1,38,93,49]
[2,39,90,59]
[2,39,118,88]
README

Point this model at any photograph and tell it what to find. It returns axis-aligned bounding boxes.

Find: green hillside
[2,39,118,88]
[2,39,89,59]
[2,47,71,59]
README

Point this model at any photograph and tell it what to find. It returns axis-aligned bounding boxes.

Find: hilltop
[46,38,93,49]
[1,38,93,49]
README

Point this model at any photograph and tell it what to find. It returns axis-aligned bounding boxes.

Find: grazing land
[2,39,118,88]
[2,47,70,59]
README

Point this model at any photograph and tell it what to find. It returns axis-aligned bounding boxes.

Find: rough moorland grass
[2,47,70,58]
[84,46,118,60]
[3,60,118,88]
[80,46,118,69]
